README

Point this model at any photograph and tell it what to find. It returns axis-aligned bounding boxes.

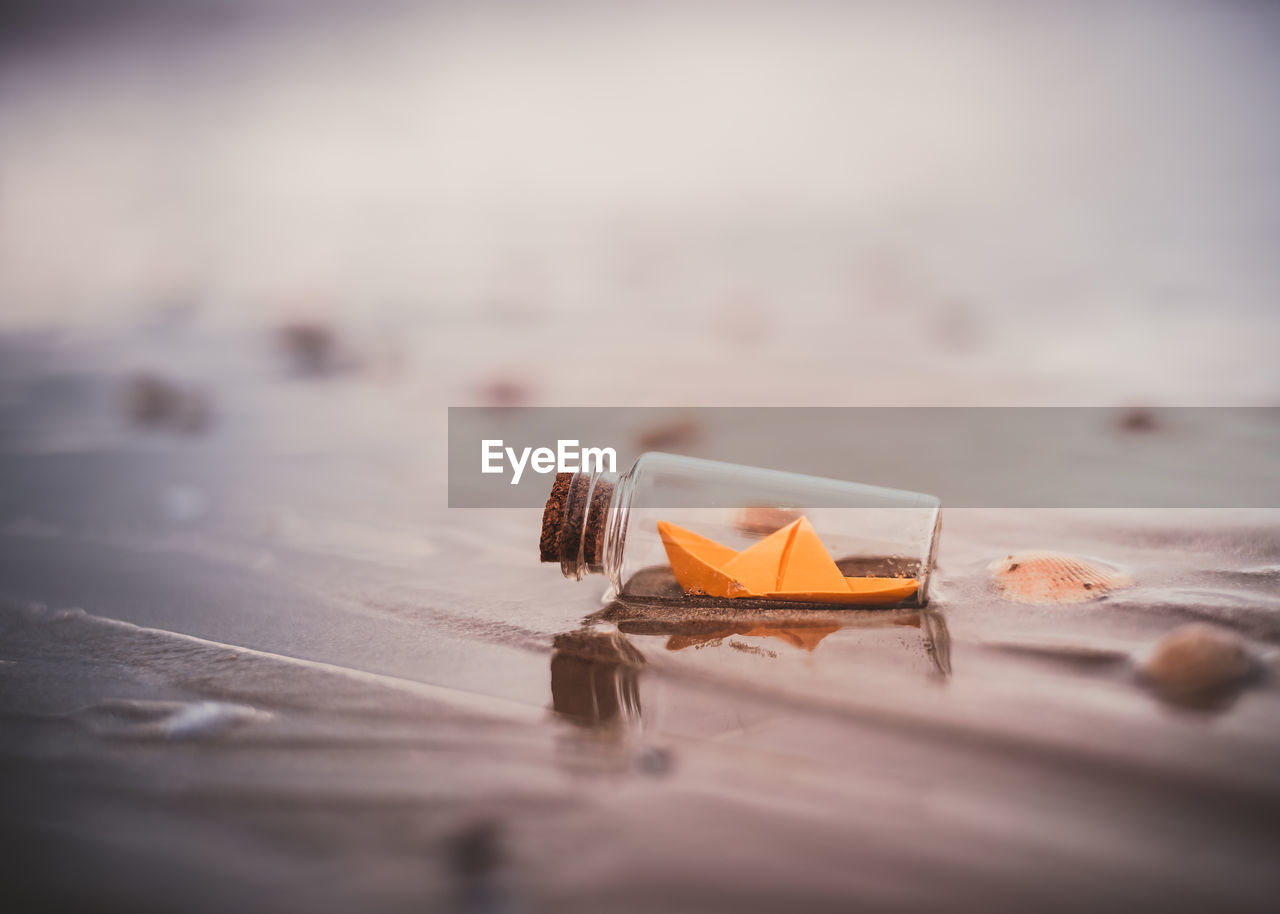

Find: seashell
[1139,623,1253,705]
[988,551,1133,604]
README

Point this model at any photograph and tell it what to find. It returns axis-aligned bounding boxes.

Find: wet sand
[3,3,1280,910]
[2,327,1279,913]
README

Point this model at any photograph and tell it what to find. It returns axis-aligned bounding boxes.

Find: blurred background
[3,2,1280,913]
[3,0,1279,404]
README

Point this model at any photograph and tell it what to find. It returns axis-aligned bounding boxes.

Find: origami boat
[657,517,918,605]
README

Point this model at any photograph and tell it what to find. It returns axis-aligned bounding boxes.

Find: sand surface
[3,325,1279,913]
[2,3,1280,911]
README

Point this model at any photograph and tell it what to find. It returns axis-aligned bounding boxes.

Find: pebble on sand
[123,373,212,433]
[276,321,358,376]
[735,505,803,537]
[1139,623,1253,705]
[636,417,700,451]
[989,551,1133,604]
[1117,407,1160,433]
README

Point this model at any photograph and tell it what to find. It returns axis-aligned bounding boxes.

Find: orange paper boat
[656,518,918,605]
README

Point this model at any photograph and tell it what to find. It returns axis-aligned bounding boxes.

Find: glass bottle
[541,452,941,607]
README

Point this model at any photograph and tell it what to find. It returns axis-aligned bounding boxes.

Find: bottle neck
[541,469,625,580]
[600,466,635,585]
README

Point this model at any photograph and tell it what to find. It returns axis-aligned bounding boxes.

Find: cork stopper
[540,473,573,563]
[540,471,614,573]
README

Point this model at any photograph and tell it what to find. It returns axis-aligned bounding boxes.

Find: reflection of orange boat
[658,518,918,605]
[552,604,951,742]
[665,624,843,653]
[741,624,843,651]
[586,599,951,674]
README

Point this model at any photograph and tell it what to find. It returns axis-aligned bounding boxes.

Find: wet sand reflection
[592,600,950,676]
[550,602,952,732]
[549,628,645,729]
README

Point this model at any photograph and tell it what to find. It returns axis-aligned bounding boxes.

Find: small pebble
[277,321,355,376]
[735,505,802,536]
[123,373,212,433]
[478,377,532,408]
[1117,407,1159,433]
[635,746,673,777]
[636,418,699,451]
[1140,623,1252,705]
[448,820,505,879]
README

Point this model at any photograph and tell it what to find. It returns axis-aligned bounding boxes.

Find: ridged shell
[988,551,1133,604]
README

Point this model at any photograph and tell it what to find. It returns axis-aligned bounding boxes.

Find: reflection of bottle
[590,601,952,678]
[540,453,941,607]
[549,629,645,728]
